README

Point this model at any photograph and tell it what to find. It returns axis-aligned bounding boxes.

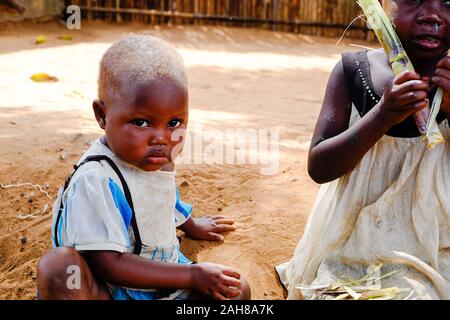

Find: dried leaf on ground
[35,35,47,45]
[30,73,58,83]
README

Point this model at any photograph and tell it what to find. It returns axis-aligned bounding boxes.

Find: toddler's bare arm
[83,251,242,300]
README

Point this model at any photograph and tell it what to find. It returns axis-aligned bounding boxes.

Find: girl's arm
[83,251,242,300]
[308,61,429,184]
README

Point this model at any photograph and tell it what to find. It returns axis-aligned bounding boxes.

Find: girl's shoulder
[341,50,390,83]
[340,50,382,117]
[340,50,432,138]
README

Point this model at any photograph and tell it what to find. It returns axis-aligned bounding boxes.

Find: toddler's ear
[93,99,107,129]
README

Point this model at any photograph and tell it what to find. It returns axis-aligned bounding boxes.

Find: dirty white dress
[276,51,450,300]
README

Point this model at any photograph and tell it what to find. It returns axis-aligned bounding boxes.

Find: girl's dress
[276,50,450,300]
[52,138,193,300]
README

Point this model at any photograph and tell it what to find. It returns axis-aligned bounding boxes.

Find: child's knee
[236,275,251,300]
[241,276,251,300]
[37,247,81,275]
[36,247,82,297]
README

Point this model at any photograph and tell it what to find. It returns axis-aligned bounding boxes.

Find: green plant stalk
[427,51,450,142]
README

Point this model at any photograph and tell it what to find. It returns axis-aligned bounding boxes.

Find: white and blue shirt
[51,138,193,299]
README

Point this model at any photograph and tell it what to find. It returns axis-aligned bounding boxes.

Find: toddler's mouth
[146,148,170,165]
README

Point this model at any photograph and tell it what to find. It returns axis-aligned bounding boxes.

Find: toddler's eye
[168,119,182,128]
[132,119,150,127]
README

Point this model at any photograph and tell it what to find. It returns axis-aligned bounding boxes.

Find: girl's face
[95,78,189,172]
[391,0,450,61]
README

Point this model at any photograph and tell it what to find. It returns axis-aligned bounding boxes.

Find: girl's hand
[185,216,236,241]
[376,71,430,128]
[191,262,242,300]
[432,55,450,114]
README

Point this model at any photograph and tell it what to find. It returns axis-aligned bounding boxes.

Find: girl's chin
[408,45,448,61]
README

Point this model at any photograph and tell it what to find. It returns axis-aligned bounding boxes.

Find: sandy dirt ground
[0,20,367,300]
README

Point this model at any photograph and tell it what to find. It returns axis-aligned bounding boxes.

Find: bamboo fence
[65,0,376,40]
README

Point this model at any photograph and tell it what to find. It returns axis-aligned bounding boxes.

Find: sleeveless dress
[275,51,450,300]
[51,138,193,300]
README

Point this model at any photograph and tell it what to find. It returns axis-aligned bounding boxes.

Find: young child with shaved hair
[36,35,251,301]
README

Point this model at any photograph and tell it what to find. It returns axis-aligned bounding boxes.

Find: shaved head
[98,34,188,105]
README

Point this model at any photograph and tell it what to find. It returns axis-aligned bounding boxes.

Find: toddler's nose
[149,129,169,146]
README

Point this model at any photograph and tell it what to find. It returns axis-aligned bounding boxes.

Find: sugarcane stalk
[296,263,410,300]
[427,51,450,145]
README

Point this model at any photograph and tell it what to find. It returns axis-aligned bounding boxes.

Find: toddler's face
[391,0,449,60]
[96,78,188,171]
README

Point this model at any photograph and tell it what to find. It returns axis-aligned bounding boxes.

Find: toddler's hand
[188,216,236,241]
[191,262,242,300]
[376,70,430,128]
[432,55,450,114]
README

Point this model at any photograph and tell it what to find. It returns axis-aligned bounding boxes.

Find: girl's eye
[132,119,150,127]
[404,0,423,5]
[168,119,182,128]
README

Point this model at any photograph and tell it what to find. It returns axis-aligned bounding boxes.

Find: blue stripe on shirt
[175,187,192,219]
[108,177,132,230]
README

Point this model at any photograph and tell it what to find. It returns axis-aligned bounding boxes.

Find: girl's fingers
[395,80,430,94]
[404,100,429,113]
[212,216,225,220]
[432,75,450,91]
[435,68,450,81]
[436,56,450,69]
[213,224,237,233]
[432,76,450,111]
[394,71,421,85]
[398,90,428,106]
